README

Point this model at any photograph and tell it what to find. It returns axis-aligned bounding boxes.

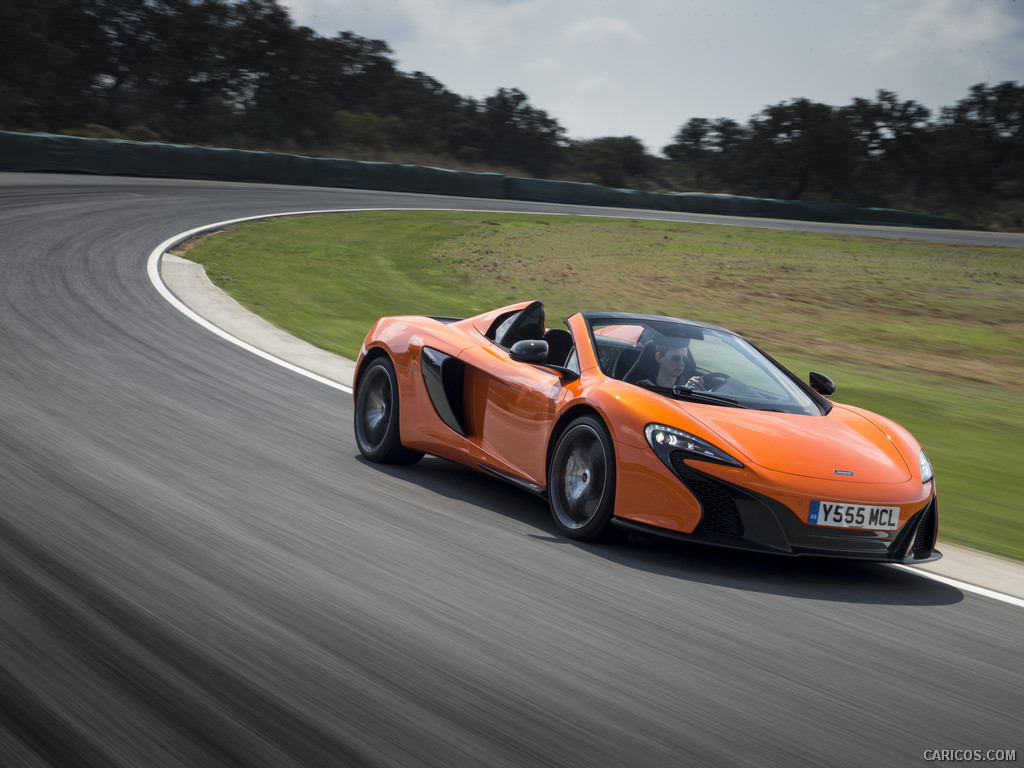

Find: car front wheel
[548,415,616,540]
[353,356,423,465]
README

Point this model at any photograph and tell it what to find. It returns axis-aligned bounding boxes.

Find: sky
[278,0,1024,156]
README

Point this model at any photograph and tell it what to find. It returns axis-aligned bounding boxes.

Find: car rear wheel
[354,357,423,465]
[548,415,616,540]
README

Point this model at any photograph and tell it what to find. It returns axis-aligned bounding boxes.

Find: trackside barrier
[0,131,959,229]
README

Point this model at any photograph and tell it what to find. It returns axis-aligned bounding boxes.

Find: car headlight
[919,450,934,483]
[645,424,743,468]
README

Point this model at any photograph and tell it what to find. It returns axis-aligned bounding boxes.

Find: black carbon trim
[647,459,940,562]
[421,347,467,436]
[892,497,940,562]
[670,456,745,536]
[476,463,546,496]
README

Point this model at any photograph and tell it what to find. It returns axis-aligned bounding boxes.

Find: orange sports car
[353,300,939,562]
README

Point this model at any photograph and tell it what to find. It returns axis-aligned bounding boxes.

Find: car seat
[543,328,573,366]
[612,346,642,380]
[624,341,659,383]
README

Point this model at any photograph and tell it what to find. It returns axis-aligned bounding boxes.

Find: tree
[733,99,859,199]
[225,1,331,143]
[478,88,566,176]
[663,117,747,189]
[842,90,930,158]
[934,82,1024,202]
[566,136,649,187]
[664,117,712,160]
[0,0,102,129]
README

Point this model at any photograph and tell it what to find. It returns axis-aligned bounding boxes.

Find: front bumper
[615,463,941,563]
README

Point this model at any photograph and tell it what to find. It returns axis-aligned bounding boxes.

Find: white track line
[148,209,1024,610]
[147,210,361,393]
[889,565,1024,609]
[147,207,522,396]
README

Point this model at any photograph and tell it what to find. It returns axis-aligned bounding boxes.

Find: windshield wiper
[642,384,750,408]
[676,386,752,408]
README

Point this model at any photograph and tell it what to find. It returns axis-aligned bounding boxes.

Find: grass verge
[181,211,1024,562]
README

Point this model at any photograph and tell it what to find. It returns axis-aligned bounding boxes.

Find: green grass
[180,211,1024,562]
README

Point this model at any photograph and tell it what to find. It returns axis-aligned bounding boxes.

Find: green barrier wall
[0,131,958,229]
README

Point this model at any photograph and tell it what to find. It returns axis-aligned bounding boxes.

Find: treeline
[662,86,1024,229]
[2,0,1022,228]
[0,0,564,175]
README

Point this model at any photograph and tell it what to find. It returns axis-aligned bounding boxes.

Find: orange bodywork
[354,301,939,562]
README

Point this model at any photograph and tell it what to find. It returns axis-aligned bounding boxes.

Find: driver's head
[655,339,689,378]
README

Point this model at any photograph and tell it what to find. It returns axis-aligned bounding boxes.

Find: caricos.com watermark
[924,750,1017,762]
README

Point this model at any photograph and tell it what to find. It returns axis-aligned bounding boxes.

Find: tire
[353,357,423,465]
[548,415,616,540]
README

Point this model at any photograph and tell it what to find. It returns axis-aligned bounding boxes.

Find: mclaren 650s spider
[353,300,939,563]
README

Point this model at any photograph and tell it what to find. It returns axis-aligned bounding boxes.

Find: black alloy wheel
[353,357,423,465]
[548,415,616,540]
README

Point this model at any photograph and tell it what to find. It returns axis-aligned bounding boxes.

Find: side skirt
[476,463,547,497]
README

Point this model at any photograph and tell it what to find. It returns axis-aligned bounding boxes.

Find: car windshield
[586,315,824,416]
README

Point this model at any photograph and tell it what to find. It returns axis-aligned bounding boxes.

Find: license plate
[809,501,900,530]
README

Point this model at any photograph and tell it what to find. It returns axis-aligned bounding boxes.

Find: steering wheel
[700,372,730,391]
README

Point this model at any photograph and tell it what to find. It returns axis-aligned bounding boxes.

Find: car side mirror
[510,339,549,364]
[809,371,835,397]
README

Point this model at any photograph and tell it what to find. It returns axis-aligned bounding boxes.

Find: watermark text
[924,750,1017,762]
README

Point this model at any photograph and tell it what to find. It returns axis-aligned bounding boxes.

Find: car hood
[688,404,912,482]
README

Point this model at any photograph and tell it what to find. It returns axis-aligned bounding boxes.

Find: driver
[637,339,706,390]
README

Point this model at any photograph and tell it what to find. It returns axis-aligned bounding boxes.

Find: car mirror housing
[509,339,579,381]
[809,371,835,397]
[510,339,549,363]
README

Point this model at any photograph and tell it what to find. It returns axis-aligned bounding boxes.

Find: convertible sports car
[353,300,940,563]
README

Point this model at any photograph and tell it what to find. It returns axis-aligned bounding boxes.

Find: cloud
[562,16,647,47]
[287,0,545,59]
[521,57,561,76]
[401,0,544,59]
[861,0,1024,65]
[280,0,417,44]
[578,75,623,96]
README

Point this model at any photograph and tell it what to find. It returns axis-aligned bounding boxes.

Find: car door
[457,344,568,489]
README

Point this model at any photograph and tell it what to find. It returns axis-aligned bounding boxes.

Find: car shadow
[355,456,964,608]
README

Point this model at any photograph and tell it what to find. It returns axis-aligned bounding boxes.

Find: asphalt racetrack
[1,173,1021,767]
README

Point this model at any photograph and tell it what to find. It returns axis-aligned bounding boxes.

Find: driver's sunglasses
[664,353,686,363]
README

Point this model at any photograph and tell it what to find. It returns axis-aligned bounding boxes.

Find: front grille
[669,455,745,536]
